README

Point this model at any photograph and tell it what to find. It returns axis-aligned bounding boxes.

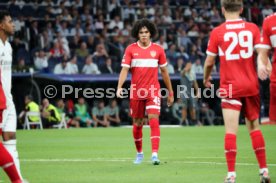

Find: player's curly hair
[221,0,243,12]
[0,10,10,23]
[131,19,158,40]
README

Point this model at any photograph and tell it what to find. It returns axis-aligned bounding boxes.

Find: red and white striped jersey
[0,39,13,110]
[260,13,276,83]
[121,42,167,100]
[206,19,261,98]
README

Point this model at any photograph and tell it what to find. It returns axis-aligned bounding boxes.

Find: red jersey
[260,13,276,83]
[121,42,167,100]
[207,19,261,98]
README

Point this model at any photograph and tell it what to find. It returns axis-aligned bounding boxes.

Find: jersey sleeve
[260,18,272,49]
[121,46,132,68]
[252,24,263,49]
[206,29,219,56]
[158,47,167,67]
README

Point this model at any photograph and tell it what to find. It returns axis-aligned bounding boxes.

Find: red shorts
[270,83,276,121]
[221,95,260,121]
[130,97,161,118]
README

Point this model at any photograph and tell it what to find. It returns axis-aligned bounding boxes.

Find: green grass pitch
[0,125,275,183]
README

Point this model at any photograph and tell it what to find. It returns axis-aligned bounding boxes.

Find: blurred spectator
[178,29,192,50]
[70,23,84,36]
[192,58,203,74]
[81,7,93,22]
[12,58,29,73]
[54,31,70,57]
[49,41,65,58]
[69,35,81,50]
[56,99,80,128]
[176,46,189,61]
[161,9,172,25]
[75,42,90,58]
[108,0,121,18]
[95,14,105,33]
[122,1,135,22]
[92,100,110,127]
[18,95,40,124]
[29,20,39,50]
[57,21,70,37]
[61,9,73,21]
[92,43,109,67]
[41,98,61,128]
[174,57,184,73]
[156,35,168,50]
[108,15,124,30]
[53,59,67,74]
[166,44,178,64]
[106,99,121,126]
[262,3,273,18]
[11,36,25,62]
[66,55,79,74]
[100,57,115,74]
[210,8,222,23]
[166,58,175,74]
[82,55,101,74]
[34,50,50,72]
[74,97,93,127]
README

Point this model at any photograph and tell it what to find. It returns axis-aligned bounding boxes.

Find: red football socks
[225,133,237,172]
[250,130,267,169]
[0,143,22,183]
[149,118,160,153]
[133,124,143,153]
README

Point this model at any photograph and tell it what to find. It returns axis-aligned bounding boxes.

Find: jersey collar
[137,41,152,49]
[225,19,243,22]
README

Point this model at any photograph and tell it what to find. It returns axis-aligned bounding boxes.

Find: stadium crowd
[1,0,275,127]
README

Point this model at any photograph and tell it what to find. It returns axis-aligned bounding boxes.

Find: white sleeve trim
[254,44,271,49]
[159,62,168,67]
[206,51,217,56]
[121,64,130,68]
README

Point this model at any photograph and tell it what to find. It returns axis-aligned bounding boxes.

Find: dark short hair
[0,10,10,23]
[131,19,158,40]
[25,95,33,101]
[221,0,243,12]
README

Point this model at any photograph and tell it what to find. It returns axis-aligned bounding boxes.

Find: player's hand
[116,88,123,98]
[258,63,270,80]
[167,95,174,107]
[203,76,212,88]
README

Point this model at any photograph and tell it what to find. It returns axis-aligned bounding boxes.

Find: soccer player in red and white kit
[0,11,25,183]
[258,11,276,124]
[203,1,270,182]
[117,19,174,165]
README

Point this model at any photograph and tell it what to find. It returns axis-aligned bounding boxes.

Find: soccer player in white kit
[0,10,25,182]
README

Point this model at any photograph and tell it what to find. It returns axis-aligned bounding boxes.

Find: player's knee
[133,118,143,126]
[2,132,16,141]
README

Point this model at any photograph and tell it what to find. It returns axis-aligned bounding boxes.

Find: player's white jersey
[0,39,13,108]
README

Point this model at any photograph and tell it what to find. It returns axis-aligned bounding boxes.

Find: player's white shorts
[2,102,17,132]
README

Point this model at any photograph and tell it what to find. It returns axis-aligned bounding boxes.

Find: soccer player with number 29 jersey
[258,12,276,123]
[117,19,174,165]
[203,1,270,183]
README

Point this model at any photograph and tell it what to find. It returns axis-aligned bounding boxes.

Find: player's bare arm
[203,55,215,88]
[257,48,272,80]
[160,66,174,106]
[117,67,129,98]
